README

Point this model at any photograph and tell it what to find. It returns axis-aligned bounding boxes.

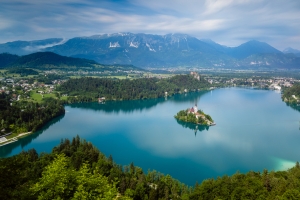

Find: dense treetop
[175,109,214,125]
[0,93,64,135]
[0,136,190,200]
[0,53,19,68]
[57,74,211,103]
[1,136,300,199]
[282,84,300,102]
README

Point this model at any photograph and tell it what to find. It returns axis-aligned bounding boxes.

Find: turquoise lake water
[1,87,300,186]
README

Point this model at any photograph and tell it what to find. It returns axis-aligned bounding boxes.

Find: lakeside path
[0,132,32,147]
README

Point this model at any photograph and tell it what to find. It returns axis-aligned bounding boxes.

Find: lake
[1,87,300,186]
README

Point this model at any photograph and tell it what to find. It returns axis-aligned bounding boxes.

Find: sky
[1,0,300,50]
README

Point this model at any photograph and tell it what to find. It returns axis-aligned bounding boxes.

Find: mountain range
[1,33,300,69]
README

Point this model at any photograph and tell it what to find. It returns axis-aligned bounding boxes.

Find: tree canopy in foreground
[1,136,300,200]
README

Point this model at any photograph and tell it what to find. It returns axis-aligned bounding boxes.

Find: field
[30,91,57,103]
[0,69,38,79]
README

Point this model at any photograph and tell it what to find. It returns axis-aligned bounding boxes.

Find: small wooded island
[175,104,215,126]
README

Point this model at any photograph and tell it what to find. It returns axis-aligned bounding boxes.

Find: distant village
[0,78,65,102]
[0,71,298,103]
[206,76,295,90]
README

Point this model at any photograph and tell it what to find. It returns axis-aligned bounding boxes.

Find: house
[98,97,106,103]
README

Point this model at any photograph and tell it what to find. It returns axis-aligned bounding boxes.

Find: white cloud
[23,38,67,52]
[0,16,14,30]
[203,0,252,15]
[0,0,300,49]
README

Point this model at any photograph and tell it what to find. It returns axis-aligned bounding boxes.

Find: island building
[184,104,215,126]
[190,72,200,81]
[188,104,198,114]
[188,104,202,119]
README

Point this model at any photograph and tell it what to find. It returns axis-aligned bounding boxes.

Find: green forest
[0,93,64,135]
[174,109,213,125]
[1,136,300,200]
[57,74,211,103]
[0,74,210,136]
[0,52,144,72]
[282,84,300,102]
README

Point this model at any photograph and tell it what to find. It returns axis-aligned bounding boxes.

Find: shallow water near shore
[1,87,300,186]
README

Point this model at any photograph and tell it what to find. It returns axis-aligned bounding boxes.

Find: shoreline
[177,119,216,126]
[1,87,267,147]
[0,131,32,147]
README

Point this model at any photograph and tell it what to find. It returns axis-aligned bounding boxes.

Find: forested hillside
[282,84,300,102]
[0,52,143,72]
[0,93,64,135]
[7,52,97,70]
[57,74,211,103]
[1,136,300,199]
[0,136,190,200]
[0,53,19,68]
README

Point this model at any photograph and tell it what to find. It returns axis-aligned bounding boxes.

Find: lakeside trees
[1,136,300,199]
[174,109,214,125]
[0,74,209,136]
[0,136,190,199]
[282,83,300,102]
[0,94,64,135]
[57,74,211,103]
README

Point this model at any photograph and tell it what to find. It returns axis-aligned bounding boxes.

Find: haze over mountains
[1,33,300,69]
[0,38,64,56]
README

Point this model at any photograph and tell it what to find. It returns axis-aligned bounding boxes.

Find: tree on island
[174,104,214,126]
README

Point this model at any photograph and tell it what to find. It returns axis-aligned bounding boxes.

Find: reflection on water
[69,98,166,113]
[284,103,300,131]
[175,119,209,136]
[286,102,300,113]
[0,91,209,158]
[69,91,207,114]
[1,88,300,186]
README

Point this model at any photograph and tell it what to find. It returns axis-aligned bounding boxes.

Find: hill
[8,52,98,70]
[0,38,64,55]
[9,52,97,69]
[226,40,282,59]
[0,53,19,68]
[0,52,143,72]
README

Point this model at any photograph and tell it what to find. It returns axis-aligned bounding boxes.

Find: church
[188,104,198,114]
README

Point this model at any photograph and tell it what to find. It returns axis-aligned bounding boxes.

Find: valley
[2,0,300,198]
[2,37,300,199]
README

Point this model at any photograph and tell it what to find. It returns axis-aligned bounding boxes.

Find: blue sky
[1,0,300,50]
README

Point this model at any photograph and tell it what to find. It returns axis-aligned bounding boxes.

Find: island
[174,104,215,126]
[0,72,212,146]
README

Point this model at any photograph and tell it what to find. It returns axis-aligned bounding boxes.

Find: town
[0,70,297,104]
